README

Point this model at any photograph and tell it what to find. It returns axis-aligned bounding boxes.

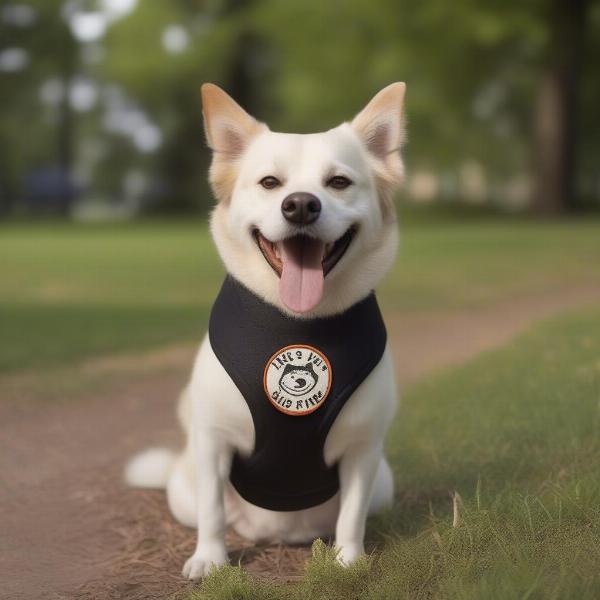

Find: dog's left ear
[351,82,406,159]
[351,83,406,219]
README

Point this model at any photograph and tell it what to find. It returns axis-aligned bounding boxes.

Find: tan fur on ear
[201,83,267,202]
[352,82,406,158]
[351,82,407,220]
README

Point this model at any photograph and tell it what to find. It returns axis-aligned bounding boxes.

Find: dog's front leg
[182,430,231,580]
[334,442,382,565]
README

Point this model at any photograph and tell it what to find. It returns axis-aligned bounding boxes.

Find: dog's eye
[259,176,281,190]
[326,175,353,190]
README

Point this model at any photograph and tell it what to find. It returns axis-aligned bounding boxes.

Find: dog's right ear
[350,83,407,220]
[351,82,406,159]
[201,84,267,202]
[201,83,265,158]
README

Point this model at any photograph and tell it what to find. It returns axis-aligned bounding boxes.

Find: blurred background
[1,0,598,218]
[2,3,600,597]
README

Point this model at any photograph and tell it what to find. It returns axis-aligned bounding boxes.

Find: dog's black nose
[281,193,321,225]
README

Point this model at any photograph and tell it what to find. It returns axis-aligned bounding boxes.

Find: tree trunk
[57,34,76,215]
[531,0,587,213]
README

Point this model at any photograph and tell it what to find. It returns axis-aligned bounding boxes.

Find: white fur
[126,83,406,579]
[209,126,400,318]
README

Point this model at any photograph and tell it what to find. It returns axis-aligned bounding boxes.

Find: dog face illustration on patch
[279,363,319,396]
[264,345,332,415]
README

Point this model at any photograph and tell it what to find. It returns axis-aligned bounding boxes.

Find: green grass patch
[0,302,207,372]
[1,215,599,372]
[188,307,600,599]
[0,220,223,306]
[0,221,223,372]
[384,213,600,311]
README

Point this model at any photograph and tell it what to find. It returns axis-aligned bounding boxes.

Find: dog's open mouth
[252,227,356,313]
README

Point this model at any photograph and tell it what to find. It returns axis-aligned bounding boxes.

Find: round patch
[263,344,332,416]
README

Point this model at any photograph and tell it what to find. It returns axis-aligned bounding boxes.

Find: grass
[2,210,599,596]
[0,303,208,372]
[0,220,222,372]
[1,210,599,372]
[187,306,600,599]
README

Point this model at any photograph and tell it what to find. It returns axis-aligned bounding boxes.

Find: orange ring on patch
[263,344,333,416]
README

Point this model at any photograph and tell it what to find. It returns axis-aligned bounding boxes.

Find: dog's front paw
[335,542,365,566]
[182,543,229,580]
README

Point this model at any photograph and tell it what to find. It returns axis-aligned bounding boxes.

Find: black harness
[208,276,387,511]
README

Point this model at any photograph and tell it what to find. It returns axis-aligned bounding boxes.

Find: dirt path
[1,284,599,600]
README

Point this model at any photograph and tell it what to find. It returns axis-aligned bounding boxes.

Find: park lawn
[188,306,600,600]
[0,220,222,372]
[1,210,600,372]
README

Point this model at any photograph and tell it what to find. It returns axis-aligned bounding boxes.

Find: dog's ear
[281,364,294,375]
[201,83,267,201]
[351,82,406,159]
[351,83,406,219]
[201,83,264,156]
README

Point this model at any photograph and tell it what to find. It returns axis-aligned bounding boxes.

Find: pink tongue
[279,236,325,313]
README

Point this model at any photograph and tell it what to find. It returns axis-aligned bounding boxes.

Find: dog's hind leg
[166,446,197,528]
[367,455,394,515]
[166,441,243,529]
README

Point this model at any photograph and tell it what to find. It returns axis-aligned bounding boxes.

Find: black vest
[208,276,387,511]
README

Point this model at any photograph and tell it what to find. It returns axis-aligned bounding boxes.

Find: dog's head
[202,83,406,317]
[279,363,319,397]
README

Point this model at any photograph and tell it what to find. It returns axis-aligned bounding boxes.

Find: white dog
[126,82,406,579]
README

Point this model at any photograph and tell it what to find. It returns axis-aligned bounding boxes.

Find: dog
[125,81,406,579]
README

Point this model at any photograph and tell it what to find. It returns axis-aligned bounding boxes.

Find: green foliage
[99,0,600,210]
[2,1,600,211]
[251,0,542,167]
[187,307,600,599]
[0,0,78,203]
[101,0,278,211]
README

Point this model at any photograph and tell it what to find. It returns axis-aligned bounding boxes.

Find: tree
[531,0,588,213]
[0,0,78,212]
[103,0,274,212]
[2,0,599,215]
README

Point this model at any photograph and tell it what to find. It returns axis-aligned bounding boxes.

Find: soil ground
[2,284,600,600]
